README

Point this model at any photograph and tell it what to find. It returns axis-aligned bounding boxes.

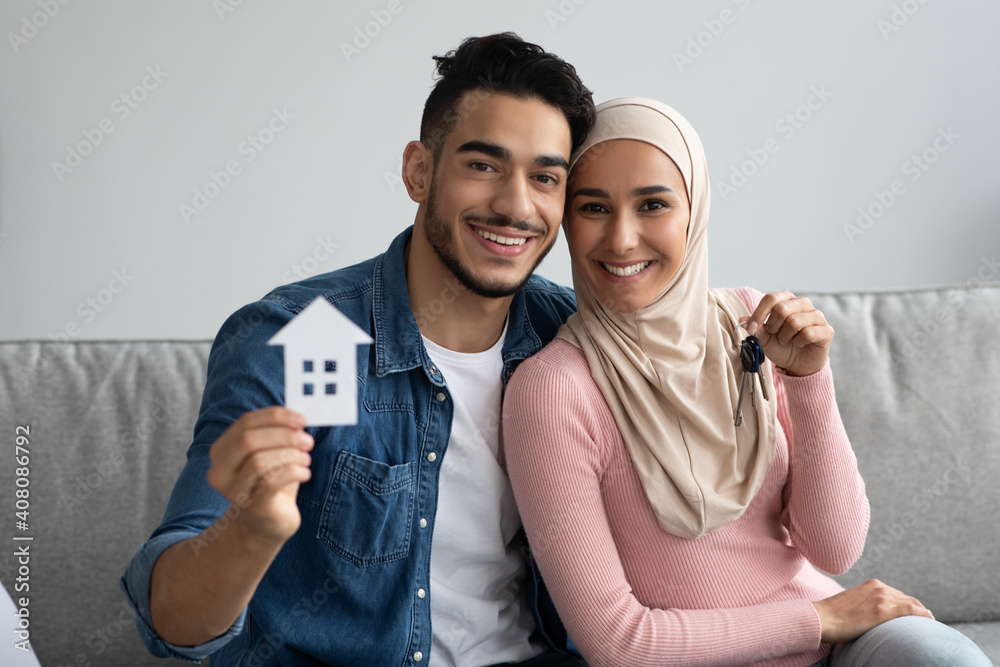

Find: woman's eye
[580,202,608,214]
[639,199,668,212]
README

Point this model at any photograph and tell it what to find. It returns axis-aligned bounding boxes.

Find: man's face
[421,91,572,298]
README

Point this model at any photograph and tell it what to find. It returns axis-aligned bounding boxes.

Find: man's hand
[206,407,314,543]
[812,579,934,644]
[745,291,834,377]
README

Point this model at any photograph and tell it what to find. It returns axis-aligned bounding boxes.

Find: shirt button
[413,651,424,662]
[426,452,437,462]
[417,588,426,599]
[419,518,427,528]
[429,364,438,374]
[436,392,446,402]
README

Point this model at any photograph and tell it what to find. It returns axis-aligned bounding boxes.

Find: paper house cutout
[267,297,373,426]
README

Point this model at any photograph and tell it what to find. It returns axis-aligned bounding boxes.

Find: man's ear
[402,141,434,203]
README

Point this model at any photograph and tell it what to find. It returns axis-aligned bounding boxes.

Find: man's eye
[470,162,494,172]
[536,174,558,186]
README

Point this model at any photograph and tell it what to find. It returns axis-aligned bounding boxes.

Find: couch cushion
[0,341,210,666]
[804,284,1000,631]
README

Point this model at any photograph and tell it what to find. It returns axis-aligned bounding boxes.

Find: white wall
[1,0,998,341]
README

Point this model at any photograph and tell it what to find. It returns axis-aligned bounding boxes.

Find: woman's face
[565,139,690,313]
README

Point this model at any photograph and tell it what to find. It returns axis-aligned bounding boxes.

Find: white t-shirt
[421,325,543,667]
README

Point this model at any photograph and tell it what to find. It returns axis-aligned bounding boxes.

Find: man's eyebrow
[456,140,510,161]
[535,155,569,171]
[456,141,569,171]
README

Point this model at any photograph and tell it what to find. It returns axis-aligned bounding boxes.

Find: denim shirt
[120,227,577,666]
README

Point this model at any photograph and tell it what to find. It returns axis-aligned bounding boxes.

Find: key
[744,335,769,402]
[734,338,757,426]
[734,367,749,426]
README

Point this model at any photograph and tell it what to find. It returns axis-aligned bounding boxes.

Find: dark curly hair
[420,32,595,159]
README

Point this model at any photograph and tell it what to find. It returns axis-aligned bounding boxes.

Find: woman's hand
[745,291,833,377]
[812,579,934,644]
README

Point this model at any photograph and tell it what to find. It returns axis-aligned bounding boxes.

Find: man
[121,33,595,666]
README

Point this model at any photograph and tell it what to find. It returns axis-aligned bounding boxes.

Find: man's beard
[422,182,556,299]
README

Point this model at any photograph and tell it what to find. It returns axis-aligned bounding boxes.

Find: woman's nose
[605,213,639,255]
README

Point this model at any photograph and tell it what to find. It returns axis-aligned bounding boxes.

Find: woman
[502,98,991,666]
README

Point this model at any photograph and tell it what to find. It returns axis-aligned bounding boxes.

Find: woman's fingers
[813,579,934,644]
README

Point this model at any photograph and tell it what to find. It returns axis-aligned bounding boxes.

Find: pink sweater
[503,288,870,667]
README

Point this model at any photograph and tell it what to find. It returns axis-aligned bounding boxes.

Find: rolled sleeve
[120,531,248,662]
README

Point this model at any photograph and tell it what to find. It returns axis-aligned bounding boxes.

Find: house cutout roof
[267,297,373,426]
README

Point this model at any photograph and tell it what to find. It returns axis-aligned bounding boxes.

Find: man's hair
[420,32,595,158]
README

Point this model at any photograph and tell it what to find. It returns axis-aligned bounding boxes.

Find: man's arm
[149,407,313,647]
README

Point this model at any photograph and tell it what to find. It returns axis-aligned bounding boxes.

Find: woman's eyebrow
[633,185,675,196]
[571,187,609,200]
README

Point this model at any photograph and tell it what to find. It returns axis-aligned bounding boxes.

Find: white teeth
[474,228,527,246]
[602,261,650,277]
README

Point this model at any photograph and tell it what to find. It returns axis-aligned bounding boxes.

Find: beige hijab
[557,97,776,539]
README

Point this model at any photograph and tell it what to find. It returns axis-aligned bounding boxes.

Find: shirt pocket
[318,450,417,567]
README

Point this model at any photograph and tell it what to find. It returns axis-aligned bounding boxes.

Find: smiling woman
[502,97,992,667]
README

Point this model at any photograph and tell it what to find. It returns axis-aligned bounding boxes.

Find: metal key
[744,335,769,402]
[734,365,750,426]
[735,334,768,427]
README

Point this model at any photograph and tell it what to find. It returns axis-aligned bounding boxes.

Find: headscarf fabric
[556,97,776,539]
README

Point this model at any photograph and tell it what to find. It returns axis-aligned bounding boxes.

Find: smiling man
[121,33,594,667]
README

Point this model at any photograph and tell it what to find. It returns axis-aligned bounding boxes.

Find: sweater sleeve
[732,287,870,575]
[503,350,822,667]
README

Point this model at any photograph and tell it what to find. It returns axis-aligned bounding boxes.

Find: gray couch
[1,283,998,666]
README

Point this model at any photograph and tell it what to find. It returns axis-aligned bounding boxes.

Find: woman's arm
[503,349,822,667]
[733,287,870,575]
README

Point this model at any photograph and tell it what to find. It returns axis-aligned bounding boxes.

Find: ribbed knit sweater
[503,288,870,667]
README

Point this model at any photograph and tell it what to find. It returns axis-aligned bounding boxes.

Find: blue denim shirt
[121,227,577,666]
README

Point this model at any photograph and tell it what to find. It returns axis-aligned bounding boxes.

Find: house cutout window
[325,360,337,373]
[325,383,337,395]
[303,360,314,373]
[303,383,314,395]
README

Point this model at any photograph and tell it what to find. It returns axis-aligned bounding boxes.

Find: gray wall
[1,0,998,342]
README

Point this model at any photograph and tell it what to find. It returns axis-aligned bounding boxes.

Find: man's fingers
[234,406,306,432]
[222,447,312,501]
[209,429,313,492]
[211,423,313,468]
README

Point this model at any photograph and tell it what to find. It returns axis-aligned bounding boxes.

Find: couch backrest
[805,284,1000,625]
[0,283,997,666]
[0,340,211,666]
